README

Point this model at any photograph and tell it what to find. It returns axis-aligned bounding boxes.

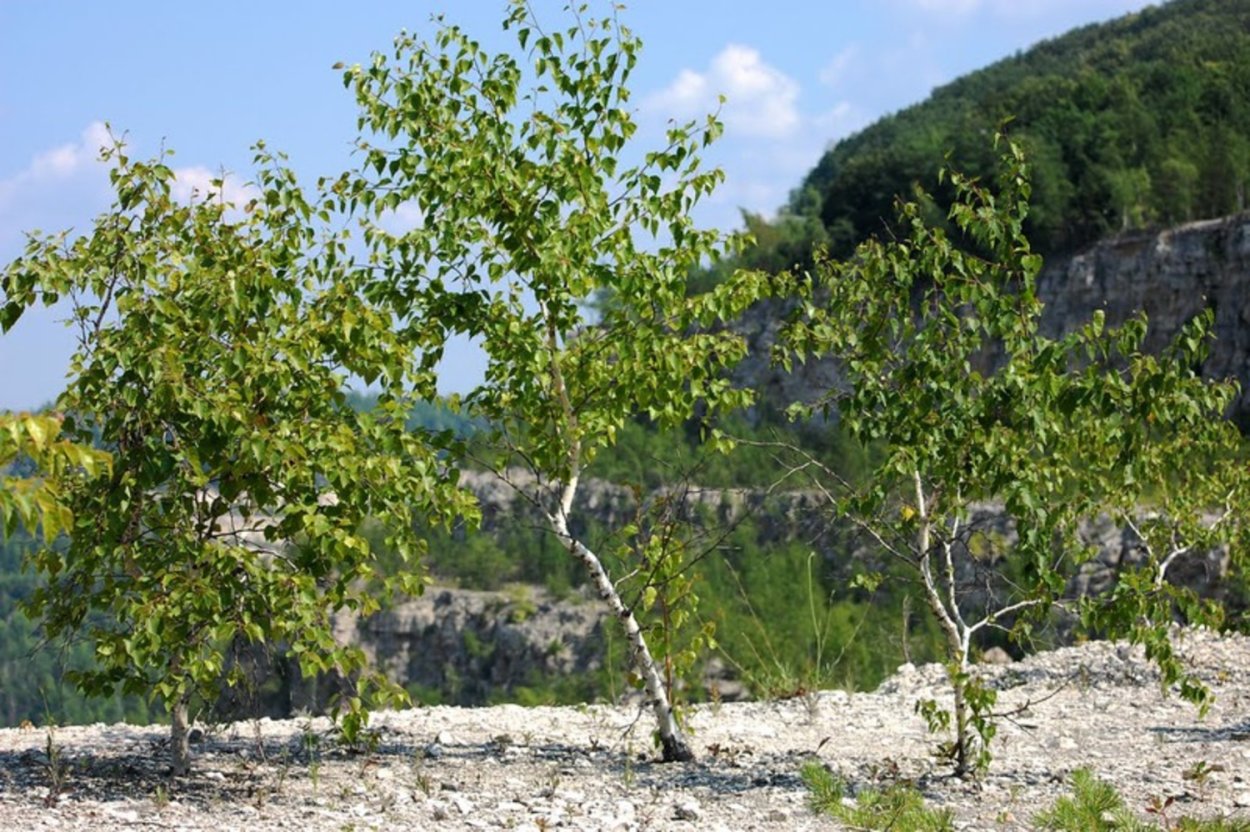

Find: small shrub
[800,761,845,815]
[800,761,954,831]
[1035,769,1250,832]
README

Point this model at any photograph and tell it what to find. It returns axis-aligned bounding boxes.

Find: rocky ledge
[3,630,1250,830]
[735,212,1250,428]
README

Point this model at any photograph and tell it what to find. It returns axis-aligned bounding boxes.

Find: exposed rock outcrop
[1035,213,1250,427]
[329,493,1233,711]
[359,587,607,704]
[734,212,1250,425]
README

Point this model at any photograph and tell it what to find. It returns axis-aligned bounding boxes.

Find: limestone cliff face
[733,212,1250,425]
[357,587,610,704]
[337,480,1232,710]
[1035,213,1250,426]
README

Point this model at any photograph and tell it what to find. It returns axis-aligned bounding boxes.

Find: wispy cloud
[818,46,860,88]
[0,122,117,257]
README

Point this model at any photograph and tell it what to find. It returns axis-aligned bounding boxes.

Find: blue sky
[0,0,1156,410]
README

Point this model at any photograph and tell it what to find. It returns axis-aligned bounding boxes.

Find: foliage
[799,762,955,831]
[1035,768,1250,831]
[0,405,132,729]
[699,529,941,697]
[587,415,873,491]
[1,137,475,770]
[343,390,483,438]
[730,0,1250,276]
[689,206,828,295]
[1,413,109,542]
[779,138,1248,775]
[335,0,769,761]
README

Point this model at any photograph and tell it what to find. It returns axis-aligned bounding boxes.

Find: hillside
[748,0,1250,269]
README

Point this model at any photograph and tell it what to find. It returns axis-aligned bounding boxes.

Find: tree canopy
[332,0,771,760]
[1,138,476,772]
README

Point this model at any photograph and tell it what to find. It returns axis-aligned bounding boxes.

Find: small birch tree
[779,138,1248,776]
[335,1,766,761]
[1,140,474,774]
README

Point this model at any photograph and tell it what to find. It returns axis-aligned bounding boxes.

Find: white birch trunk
[548,512,694,762]
[913,470,976,775]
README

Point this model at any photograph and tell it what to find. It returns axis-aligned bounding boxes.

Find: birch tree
[335,1,767,761]
[779,138,1248,775]
[1,140,474,774]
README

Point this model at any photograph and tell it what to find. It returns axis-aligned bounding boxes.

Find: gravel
[3,629,1250,830]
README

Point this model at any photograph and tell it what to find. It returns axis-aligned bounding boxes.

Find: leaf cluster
[1,414,109,541]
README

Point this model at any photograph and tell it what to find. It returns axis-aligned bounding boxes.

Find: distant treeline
[0,530,155,727]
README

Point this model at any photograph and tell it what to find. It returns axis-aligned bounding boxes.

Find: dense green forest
[729,0,1250,276]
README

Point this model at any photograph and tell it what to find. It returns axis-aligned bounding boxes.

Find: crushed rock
[3,629,1250,830]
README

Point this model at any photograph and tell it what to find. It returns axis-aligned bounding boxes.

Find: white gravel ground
[3,630,1250,830]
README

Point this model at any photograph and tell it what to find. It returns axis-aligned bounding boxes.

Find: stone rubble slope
[2,630,1249,831]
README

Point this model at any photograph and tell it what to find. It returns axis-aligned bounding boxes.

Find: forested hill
[771,0,1250,264]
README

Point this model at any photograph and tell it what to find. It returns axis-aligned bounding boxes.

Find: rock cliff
[1036,213,1250,427]
[734,212,1250,426]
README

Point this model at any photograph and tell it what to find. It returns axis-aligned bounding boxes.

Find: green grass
[803,764,1250,832]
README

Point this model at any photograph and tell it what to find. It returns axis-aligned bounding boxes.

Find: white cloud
[30,121,114,178]
[0,121,113,212]
[645,44,801,140]
[643,44,875,231]
[169,166,258,207]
